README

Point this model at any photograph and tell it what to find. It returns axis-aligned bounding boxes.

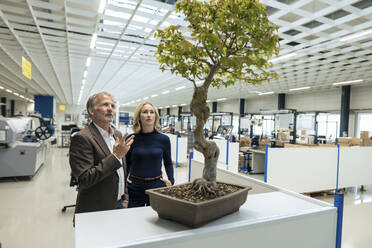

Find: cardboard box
[300,130,306,141]
[240,146,250,152]
[239,138,251,147]
[351,138,361,146]
[284,143,317,148]
[360,131,372,146]
[337,137,361,146]
[318,144,337,147]
[339,143,352,147]
[337,137,351,144]
[278,132,289,141]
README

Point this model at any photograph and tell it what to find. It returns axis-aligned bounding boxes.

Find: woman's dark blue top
[125,131,174,184]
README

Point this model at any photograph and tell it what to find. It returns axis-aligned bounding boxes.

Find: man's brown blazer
[69,122,127,214]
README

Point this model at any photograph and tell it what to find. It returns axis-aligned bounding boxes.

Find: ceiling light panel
[0,0,371,106]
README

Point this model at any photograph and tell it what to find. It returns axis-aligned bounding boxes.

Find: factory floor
[0,146,371,248]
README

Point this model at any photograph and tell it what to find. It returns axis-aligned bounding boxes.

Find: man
[69,92,134,214]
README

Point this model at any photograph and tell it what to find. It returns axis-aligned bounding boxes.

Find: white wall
[14,100,34,115]
[182,105,191,112]
[245,95,277,113]
[218,99,239,114]
[286,89,341,112]
[170,107,178,116]
[54,104,85,130]
[350,84,372,109]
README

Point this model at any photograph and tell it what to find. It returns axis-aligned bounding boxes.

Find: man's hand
[113,133,134,159]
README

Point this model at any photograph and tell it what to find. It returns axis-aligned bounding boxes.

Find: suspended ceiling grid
[0,0,371,109]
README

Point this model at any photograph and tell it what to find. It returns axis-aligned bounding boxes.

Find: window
[253,115,274,137]
[317,113,340,141]
[357,113,372,137]
[229,115,237,135]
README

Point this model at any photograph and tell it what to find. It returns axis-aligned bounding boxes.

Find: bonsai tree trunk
[154,0,280,198]
[190,83,220,196]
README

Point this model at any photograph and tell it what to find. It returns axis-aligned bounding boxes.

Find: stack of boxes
[239,138,251,171]
[337,137,362,146]
[337,131,372,146]
[360,131,372,146]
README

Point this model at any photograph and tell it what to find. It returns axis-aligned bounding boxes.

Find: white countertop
[75,191,334,248]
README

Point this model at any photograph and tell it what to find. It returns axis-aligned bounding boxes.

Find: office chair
[61,175,78,212]
[61,127,80,213]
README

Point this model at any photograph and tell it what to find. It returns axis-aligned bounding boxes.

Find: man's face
[89,94,115,125]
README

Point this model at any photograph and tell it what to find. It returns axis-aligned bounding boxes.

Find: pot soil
[146,182,252,228]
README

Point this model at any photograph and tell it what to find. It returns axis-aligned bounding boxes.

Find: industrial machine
[251,135,260,148]
[213,125,233,140]
[0,116,52,178]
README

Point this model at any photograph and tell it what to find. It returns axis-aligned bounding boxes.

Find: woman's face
[140,104,156,128]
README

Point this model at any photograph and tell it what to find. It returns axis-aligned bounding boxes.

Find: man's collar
[93,122,113,137]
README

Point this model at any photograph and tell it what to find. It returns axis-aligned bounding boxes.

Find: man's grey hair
[86,92,114,117]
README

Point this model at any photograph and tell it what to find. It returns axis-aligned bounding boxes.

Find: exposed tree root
[191,178,221,197]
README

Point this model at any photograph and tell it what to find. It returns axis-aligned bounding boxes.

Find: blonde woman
[125,101,174,207]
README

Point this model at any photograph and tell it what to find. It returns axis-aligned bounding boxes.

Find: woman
[126,101,174,208]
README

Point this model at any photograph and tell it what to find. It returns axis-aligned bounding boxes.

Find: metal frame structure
[0,0,370,108]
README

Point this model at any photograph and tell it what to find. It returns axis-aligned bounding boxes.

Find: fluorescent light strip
[340,29,372,42]
[333,79,363,86]
[98,0,106,14]
[143,97,149,100]
[289,86,311,92]
[269,52,297,63]
[217,98,227,101]
[162,90,170,94]
[164,105,170,108]
[258,91,274,95]
[151,94,158,98]
[180,103,186,106]
[86,57,91,67]
[172,105,177,107]
[175,86,186,91]
[90,33,97,49]
[6,89,12,93]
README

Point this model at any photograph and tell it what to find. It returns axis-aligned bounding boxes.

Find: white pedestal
[76,186,336,248]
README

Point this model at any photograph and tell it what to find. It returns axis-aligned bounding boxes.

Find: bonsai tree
[155,0,280,196]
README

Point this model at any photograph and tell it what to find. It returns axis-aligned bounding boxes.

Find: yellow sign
[22,56,32,80]
[59,105,66,110]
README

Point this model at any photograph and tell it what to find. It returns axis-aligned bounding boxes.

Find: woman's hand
[121,200,128,208]
[126,178,132,184]
[160,178,172,187]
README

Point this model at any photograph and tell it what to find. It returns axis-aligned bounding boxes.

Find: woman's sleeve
[125,134,135,174]
[163,136,175,185]
[125,147,132,175]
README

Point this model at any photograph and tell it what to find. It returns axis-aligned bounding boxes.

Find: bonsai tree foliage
[155,0,280,195]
